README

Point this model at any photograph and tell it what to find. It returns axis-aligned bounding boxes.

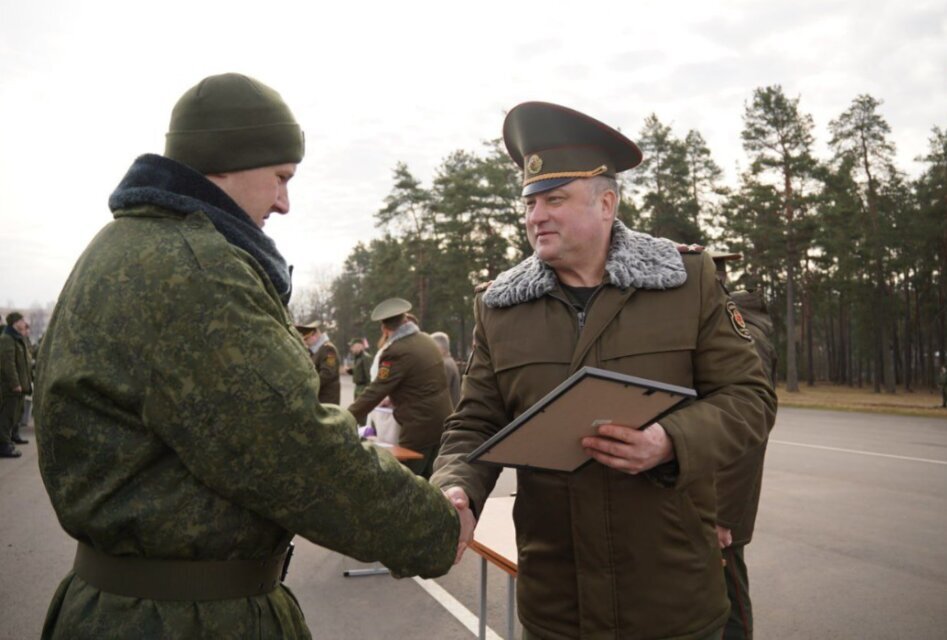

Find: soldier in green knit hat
[34,74,471,640]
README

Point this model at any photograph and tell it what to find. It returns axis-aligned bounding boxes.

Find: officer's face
[207,163,297,229]
[524,179,615,273]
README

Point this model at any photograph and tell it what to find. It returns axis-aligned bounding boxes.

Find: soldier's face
[524,179,615,272]
[207,163,297,228]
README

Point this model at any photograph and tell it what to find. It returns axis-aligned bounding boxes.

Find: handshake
[443,486,477,564]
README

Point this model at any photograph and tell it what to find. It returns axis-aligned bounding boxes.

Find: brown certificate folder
[466,366,696,472]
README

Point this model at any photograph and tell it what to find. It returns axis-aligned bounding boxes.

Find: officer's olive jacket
[311,339,341,404]
[0,329,32,394]
[432,222,776,640]
[715,288,777,545]
[348,328,452,452]
[34,158,458,640]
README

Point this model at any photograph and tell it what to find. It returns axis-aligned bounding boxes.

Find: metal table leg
[479,556,488,640]
[507,574,516,639]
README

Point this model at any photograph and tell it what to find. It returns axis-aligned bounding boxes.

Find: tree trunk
[786,260,799,392]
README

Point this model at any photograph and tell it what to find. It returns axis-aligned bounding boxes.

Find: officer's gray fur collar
[483,221,686,309]
[385,321,419,346]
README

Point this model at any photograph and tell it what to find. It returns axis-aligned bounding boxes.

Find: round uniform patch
[526,154,543,175]
[726,301,753,342]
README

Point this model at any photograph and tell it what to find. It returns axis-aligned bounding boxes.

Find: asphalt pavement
[1,382,945,639]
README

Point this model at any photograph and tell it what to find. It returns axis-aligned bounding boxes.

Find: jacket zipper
[553,285,605,333]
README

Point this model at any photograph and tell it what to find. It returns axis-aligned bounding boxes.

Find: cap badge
[526,154,543,175]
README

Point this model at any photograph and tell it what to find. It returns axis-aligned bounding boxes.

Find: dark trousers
[722,544,753,640]
[0,395,22,448]
[402,444,438,479]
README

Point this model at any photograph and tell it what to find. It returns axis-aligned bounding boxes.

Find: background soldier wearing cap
[33,74,467,639]
[296,321,341,405]
[348,298,453,478]
[431,102,776,639]
[347,338,372,399]
[712,251,778,640]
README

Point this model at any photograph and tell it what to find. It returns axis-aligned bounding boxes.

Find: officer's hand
[715,525,733,549]
[13,385,22,394]
[581,422,675,474]
[443,486,476,564]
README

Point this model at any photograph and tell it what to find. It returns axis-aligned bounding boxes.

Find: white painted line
[770,439,947,465]
[413,577,503,640]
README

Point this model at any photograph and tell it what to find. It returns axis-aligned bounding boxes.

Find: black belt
[73,541,293,601]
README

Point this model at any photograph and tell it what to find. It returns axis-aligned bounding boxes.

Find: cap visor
[522,177,576,196]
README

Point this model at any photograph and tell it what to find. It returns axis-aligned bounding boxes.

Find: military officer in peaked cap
[711,250,778,640]
[295,320,341,405]
[431,102,776,639]
[348,298,453,478]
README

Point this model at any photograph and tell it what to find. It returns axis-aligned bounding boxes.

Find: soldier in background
[33,73,469,639]
[296,321,341,404]
[0,311,32,457]
[712,250,778,640]
[430,331,461,408]
[347,338,372,399]
[348,298,452,478]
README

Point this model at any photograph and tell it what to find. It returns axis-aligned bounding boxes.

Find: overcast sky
[1,0,944,309]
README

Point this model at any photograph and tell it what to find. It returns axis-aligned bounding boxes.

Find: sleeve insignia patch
[378,360,394,380]
[726,300,753,342]
[325,353,337,368]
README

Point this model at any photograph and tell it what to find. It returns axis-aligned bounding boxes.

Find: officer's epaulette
[676,243,704,254]
[473,280,493,294]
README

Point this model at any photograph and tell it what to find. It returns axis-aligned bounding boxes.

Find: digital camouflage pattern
[35,191,458,638]
[349,350,372,398]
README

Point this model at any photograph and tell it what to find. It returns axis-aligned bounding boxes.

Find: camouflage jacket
[350,350,372,388]
[34,155,458,639]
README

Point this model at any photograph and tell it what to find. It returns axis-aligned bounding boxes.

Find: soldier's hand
[581,422,675,475]
[715,525,733,549]
[443,486,476,564]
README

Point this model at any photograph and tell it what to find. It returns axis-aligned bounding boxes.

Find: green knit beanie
[165,73,305,174]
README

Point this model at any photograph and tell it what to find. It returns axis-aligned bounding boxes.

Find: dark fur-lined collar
[483,221,686,309]
[109,154,293,304]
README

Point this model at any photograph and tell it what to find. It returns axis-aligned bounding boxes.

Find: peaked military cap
[294,320,320,332]
[371,298,412,322]
[503,101,643,196]
[710,250,743,269]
